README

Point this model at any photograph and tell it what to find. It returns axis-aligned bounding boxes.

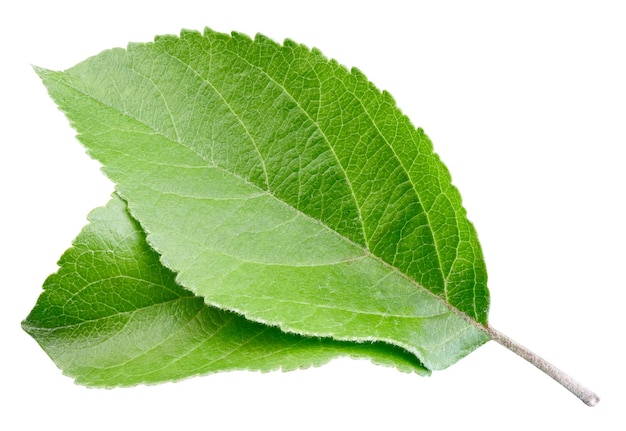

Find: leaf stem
[485,326,600,406]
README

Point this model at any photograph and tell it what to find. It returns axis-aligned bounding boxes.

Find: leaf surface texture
[34,28,490,371]
[23,196,428,386]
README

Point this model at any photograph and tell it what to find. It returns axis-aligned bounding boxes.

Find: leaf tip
[32,64,52,78]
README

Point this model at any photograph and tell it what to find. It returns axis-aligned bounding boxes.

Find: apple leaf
[33,28,489,371]
[25,28,599,405]
[22,195,428,387]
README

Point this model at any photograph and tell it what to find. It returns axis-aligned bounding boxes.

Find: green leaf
[22,195,428,387]
[25,29,601,405]
[33,28,489,372]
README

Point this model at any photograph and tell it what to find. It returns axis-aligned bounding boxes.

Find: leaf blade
[35,28,490,370]
[22,195,429,387]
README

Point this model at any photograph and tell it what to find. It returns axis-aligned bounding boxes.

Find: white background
[2,1,624,429]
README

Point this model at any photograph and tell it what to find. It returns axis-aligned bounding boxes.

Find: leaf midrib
[49,63,484,334]
[22,296,197,335]
[160,47,371,250]
[222,43,451,298]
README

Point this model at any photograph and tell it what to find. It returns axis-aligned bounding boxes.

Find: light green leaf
[22,195,428,387]
[25,29,601,405]
[33,28,490,372]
